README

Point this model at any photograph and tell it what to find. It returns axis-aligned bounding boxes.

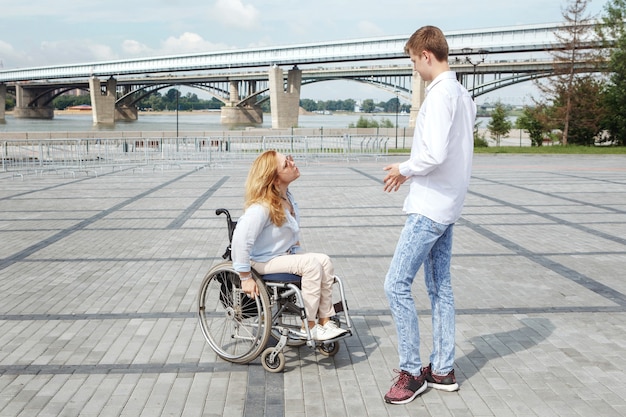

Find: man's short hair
[404,25,449,62]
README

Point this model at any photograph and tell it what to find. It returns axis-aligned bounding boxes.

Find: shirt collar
[426,71,456,92]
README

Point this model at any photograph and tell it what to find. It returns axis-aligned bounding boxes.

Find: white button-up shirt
[398,71,476,225]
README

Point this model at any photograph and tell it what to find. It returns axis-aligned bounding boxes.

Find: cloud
[37,40,118,65]
[356,21,386,38]
[121,33,234,58]
[211,0,260,29]
[0,41,26,69]
[0,40,16,56]
[161,32,228,54]
[121,40,152,56]
[4,31,237,68]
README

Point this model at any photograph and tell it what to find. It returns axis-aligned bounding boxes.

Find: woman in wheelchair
[231,150,347,341]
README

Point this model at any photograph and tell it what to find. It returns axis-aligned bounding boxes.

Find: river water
[0,111,529,146]
[0,111,410,133]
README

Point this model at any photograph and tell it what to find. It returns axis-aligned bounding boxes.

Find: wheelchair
[197,208,353,372]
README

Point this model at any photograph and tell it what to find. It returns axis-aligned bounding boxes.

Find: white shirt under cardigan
[231,192,302,274]
[398,71,476,225]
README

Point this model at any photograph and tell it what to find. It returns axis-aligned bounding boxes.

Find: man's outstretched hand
[383,163,408,192]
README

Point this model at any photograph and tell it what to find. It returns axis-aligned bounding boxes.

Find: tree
[516,105,552,146]
[473,120,489,147]
[554,77,606,145]
[351,116,377,128]
[331,99,354,111]
[300,98,317,112]
[5,95,15,111]
[52,94,90,110]
[487,102,512,146]
[598,0,626,145]
[361,99,375,113]
[379,118,394,128]
[165,88,179,103]
[384,97,400,113]
[536,0,601,145]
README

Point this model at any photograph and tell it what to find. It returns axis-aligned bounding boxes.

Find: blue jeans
[384,214,455,376]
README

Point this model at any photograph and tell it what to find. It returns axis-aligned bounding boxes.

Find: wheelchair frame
[197,208,353,372]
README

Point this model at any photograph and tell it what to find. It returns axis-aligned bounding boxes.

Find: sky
[0,0,610,105]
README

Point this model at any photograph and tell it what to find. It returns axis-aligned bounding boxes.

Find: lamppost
[175,87,179,138]
[394,90,399,149]
[462,49,488,99]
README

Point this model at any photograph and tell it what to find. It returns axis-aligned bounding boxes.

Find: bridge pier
[13,84,54,119]
[90,77,139,124]
[89,77,116,125]
[409,72,427,128]
[220,80,263,126]
[269,65,301,129]
[0,84,5,123]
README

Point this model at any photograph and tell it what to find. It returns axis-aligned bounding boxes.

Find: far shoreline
[30,109,404,117]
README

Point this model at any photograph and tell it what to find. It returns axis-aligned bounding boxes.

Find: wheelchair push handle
[215,208,231,220]
[216,208,237,245]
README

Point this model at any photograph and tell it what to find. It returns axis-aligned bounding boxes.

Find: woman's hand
[241,277,259,299]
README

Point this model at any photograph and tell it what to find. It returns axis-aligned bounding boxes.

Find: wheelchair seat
[262,272,302,283]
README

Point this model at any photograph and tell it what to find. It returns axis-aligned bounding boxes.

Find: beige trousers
[251,252,336,321]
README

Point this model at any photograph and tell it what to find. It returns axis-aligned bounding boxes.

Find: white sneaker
[310,322,347,341]
[323,320,348,337]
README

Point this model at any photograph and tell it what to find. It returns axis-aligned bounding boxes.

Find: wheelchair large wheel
[198,262,272,364]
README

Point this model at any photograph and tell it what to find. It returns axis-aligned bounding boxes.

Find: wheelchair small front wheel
[317,341,340,357]
[261,348,285,373]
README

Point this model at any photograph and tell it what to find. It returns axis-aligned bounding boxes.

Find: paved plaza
[0,154,625,417]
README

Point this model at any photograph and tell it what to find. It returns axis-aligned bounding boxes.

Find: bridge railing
[1,135,388,178]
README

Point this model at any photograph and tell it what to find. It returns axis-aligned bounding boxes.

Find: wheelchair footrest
[319,330,352,344]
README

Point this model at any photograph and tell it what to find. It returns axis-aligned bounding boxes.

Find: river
[0,111,530,147]
[0,111,410,133]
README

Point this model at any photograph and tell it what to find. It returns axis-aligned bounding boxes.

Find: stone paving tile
[0,154,625,416]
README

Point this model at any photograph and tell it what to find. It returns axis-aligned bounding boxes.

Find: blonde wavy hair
[244,150,287,226]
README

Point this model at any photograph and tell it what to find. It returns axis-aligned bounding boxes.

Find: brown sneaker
[384,369,427,404]
[422,363,459,392]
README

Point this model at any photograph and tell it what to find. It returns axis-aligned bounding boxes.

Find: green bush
[474,137,489,147]
[349,116,395,128]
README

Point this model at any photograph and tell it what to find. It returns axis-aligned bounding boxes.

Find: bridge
[0,21,604,128]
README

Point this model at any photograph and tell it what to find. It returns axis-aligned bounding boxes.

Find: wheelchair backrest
[216,208,237,260]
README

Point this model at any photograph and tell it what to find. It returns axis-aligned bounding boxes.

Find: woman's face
[275,153,300,187]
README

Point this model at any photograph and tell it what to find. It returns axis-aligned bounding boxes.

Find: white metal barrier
[1,135,388,178]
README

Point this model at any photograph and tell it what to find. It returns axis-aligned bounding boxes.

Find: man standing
[382,25,476,405]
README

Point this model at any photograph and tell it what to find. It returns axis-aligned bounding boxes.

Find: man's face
[409,49,432,81]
